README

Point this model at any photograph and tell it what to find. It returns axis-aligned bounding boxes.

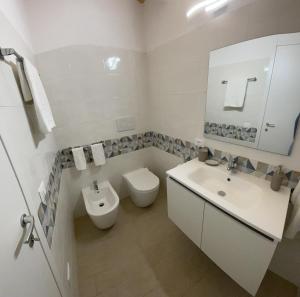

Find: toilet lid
[124,168,159,192]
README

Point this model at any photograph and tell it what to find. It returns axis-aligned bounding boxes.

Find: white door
[0,137,61,297]
[258,44,300,154]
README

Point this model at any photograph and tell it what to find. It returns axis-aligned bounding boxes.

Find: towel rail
[0,47,23,61]
[222,77,257,84]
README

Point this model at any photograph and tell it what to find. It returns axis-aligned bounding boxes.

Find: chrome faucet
[93,180,99,191]
[227,155,237,171]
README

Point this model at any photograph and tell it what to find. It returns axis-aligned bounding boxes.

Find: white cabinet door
[0,137,61,297]
[201,203,277,296]
[167,178,205,247]
[258,44,300,155]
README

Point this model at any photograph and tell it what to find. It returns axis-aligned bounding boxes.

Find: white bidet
[82,180,119,229]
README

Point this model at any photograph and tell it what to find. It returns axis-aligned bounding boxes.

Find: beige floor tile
[75,188,297,297]
[79,276,97,297]
[143,287,169,297]
[257,271,298,297]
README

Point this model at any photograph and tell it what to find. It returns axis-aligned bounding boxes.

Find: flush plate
[116,116,136,132]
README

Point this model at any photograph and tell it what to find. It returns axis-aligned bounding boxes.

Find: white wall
[146,0,300,171]
[144,0,254,52]
[36,46,149,149]
[0,7,78,297]
[145,0,300,287]
[25,0,145,54]
[0,0,33,50]
[30,1,150,221]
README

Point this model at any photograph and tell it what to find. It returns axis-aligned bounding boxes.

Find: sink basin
[188,167,262,209]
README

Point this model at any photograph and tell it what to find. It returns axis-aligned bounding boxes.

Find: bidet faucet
[93,180,99,191]
[227,155,237,172]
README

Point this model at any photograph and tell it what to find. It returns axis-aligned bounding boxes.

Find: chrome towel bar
[222,77,257,84]
[0,47,23,61]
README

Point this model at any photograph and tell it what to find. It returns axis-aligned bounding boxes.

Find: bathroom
[1,0,300,296]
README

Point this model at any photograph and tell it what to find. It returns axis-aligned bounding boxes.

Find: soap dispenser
[271,166,284,191]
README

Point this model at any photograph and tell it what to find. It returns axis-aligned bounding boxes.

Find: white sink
[188,167,262,209]
[167,158,290,241]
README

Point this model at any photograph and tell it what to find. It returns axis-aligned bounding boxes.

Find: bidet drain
[99,203,104,207]
[218,191,226,197]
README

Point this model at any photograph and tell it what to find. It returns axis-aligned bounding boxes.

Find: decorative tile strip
[60,131,299,188]
[37,151,63,247]
[60,132,154,169]
[207,148,299,188]
[204,122,257,143]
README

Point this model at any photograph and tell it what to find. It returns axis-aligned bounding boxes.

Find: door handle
[20,214,40,247]
[266,123,276,128]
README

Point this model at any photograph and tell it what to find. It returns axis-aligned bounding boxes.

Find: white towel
[285,183,300,239]
[16,61,33,102]
[72,147,87,171]
[21,58,56,134]
[291,181,300,205]
[224,78,248,108]
[91,143,106,166]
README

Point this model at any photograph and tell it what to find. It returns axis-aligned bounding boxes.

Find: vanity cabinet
[167,178,205,247]
[201,203,277,296]
[167,177,278,296]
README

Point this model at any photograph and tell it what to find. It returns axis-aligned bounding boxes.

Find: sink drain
[99,202,104,207]
[218,191,226,197]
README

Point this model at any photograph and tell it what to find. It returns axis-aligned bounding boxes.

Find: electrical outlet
[38,181,47,204]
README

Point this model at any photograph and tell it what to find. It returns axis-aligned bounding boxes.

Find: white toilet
[82,180,119,229]
[123,168,160,207]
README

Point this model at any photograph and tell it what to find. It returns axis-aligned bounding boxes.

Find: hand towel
[224,78,248,108]
[16,61,33,102]
[285,184,300,239]
[21,58,56,134]
[91,143,106,166]
[291,181,300,205]
[72,147,87,171]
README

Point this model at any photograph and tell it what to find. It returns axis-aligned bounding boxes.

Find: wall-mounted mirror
[205,33,300,155]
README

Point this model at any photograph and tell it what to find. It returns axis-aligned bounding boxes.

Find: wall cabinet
[167,177,205,247]
[167,177,278,296]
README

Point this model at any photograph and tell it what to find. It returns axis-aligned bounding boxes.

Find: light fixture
[205,0,228,12]
[186,0,228,18]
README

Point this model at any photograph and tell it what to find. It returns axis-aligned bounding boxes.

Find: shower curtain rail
[0,47,23,61]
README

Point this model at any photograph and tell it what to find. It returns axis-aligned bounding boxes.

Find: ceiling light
[186,0,218,18]
[205,0,228,12]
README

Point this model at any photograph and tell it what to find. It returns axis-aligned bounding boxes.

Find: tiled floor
[75,188,297,297]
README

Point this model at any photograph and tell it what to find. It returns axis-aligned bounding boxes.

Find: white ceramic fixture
[82,180,119,229]
[166,159,290,296]
[123,168,160,207]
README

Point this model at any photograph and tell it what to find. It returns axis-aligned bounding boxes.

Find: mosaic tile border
[60,132,154,169]
[61,131,300,189]
[37,151,62,247]
[205,122,258,143]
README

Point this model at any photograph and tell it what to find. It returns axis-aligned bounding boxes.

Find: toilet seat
[123,168,159,192]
